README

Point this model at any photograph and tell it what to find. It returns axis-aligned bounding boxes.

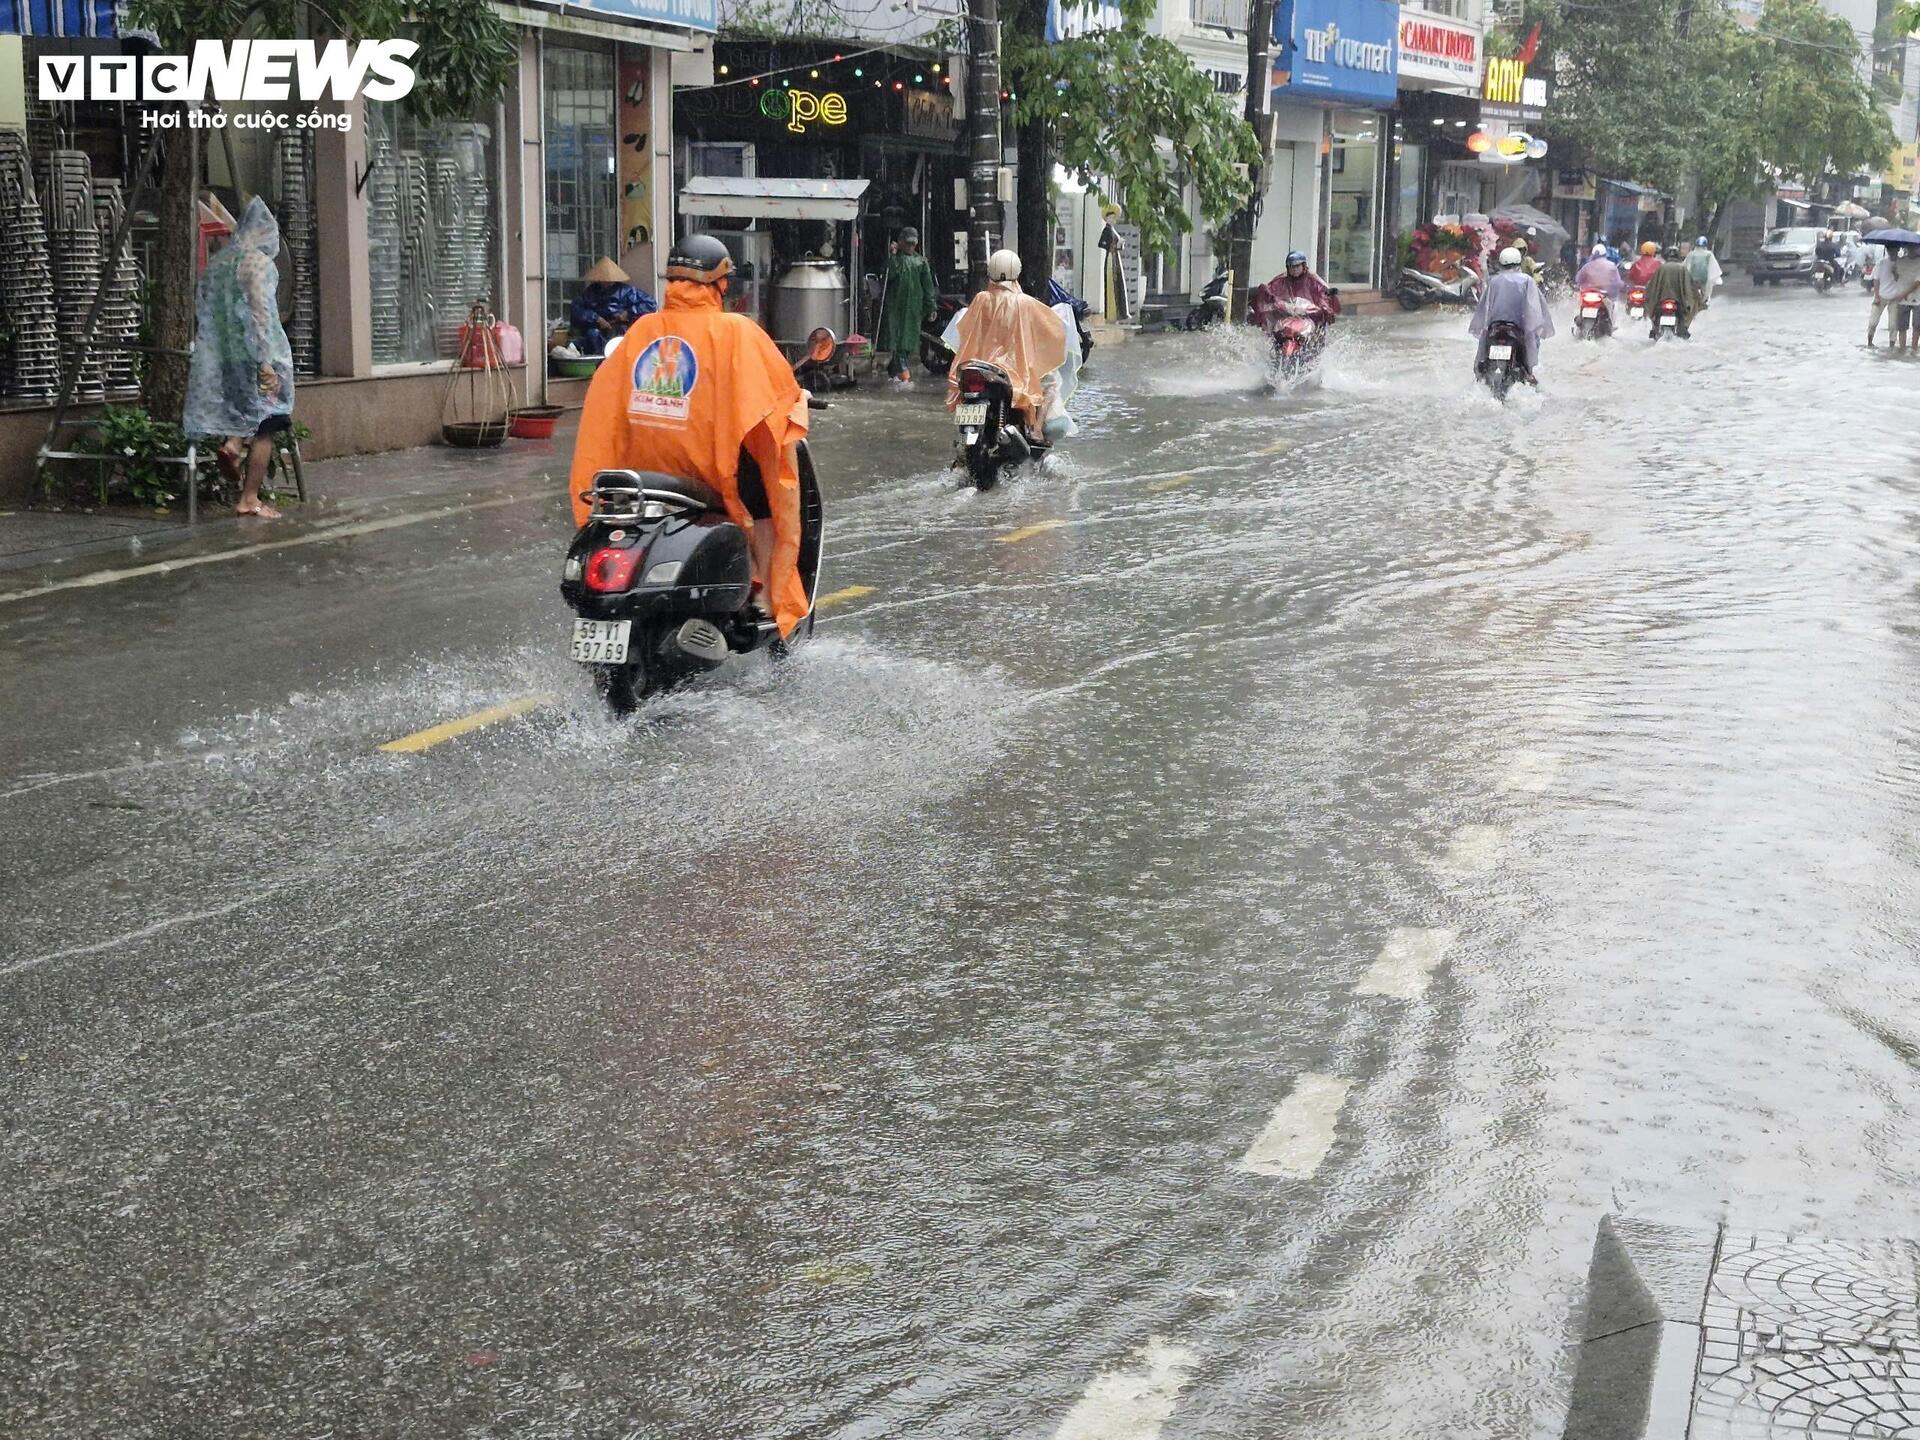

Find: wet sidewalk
[0,422,582,579]
[1563,1218,1920,1439]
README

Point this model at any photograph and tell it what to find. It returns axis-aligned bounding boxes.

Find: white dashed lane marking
[1498,748,1563,794]
[1234,1073,1351,1180]
[1053,1337,1199,1440]
[1436,824,1507,876]
[1354,927,1457,1000]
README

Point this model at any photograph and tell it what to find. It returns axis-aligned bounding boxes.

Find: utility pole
[966,0,1004,292]
[1228,0,1279,322]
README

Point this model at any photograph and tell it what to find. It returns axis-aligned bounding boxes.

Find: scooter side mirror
[807,326,838,364]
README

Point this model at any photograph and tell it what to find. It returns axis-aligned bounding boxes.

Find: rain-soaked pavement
[4,283,1920,1439]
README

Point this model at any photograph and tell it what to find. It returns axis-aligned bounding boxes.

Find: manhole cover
[1694,1348,1920,1438]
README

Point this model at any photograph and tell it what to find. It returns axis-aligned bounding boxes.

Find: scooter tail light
[960,372,987,396]
[1661,299,1678,312]
[1580,290,1604,304]
[584,546,643,592]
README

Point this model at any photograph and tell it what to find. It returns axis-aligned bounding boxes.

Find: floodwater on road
[5,282,1920,1439]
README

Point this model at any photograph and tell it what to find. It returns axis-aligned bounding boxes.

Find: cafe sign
[1479,22,1545,120]
[1397,13,1481,88]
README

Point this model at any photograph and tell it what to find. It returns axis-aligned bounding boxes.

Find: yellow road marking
[998,519,1069,544]
[815,584,875,609]
[1148,473,1196,492]
[1259,439,1296,456]
[380,694,555,755]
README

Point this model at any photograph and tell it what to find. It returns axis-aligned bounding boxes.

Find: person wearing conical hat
[568,255,657,357]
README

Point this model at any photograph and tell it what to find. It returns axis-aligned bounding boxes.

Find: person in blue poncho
[568,256,657,357]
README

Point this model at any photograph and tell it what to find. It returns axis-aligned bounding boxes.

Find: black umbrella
[1862,228,1920,246]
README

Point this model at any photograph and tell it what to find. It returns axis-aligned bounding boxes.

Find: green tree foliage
[1002,0,1258,274]
[1539,0,1892,229]
[125,0,517,421]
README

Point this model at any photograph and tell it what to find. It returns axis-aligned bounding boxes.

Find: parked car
[1750,225,1821,285]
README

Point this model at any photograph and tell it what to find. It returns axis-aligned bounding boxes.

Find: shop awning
[678,177,870,222]
[2,0,120,34]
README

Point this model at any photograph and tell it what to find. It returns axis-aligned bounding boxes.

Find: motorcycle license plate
[954,403,988,426]
[1580,306,1599,318]
[1488,343,1514,360]
[1660,314,1677,327]
[1629,307,1644,318]
[570,618,631,665]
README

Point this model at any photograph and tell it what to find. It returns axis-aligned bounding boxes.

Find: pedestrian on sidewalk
[1868,245,1920,350]
[184,197,295,520]
[877,228,936,387]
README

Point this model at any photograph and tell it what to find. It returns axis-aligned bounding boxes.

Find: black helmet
[666,233,734,285]
[1285,250,1307,270]
[1663,244,1680,259]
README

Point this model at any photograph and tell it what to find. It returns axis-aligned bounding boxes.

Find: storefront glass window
[543,42,618,325]
[1325,109,1382,288]
[364,101,502,365]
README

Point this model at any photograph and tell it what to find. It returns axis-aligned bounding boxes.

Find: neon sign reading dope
[758,87,848,133]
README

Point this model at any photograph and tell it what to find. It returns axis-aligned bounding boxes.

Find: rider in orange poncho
[569,234,811,638]
[945,249,1068,434]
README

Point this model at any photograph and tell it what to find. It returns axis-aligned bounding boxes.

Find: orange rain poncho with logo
[944,281,1068,422]
[568,280,811,637]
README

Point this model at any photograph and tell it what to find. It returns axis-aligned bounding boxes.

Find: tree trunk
[146,123,200,425]
[1016,111,1051,298]
[965,0,1003,294]
[1227,0,1278,322]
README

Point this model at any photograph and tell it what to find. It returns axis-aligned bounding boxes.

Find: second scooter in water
[945,250,1081,489]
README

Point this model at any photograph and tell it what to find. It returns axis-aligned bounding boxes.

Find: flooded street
[5,285,1920,1438]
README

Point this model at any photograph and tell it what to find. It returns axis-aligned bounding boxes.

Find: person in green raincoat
[878,228,937,385]
[1641,244,1705,339]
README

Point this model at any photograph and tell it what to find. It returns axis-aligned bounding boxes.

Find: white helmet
[1497,246,1523,269]
[988,248,1023,281]
[1591,242,1607,256]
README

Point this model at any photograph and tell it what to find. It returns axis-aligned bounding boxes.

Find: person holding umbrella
[1864,228,1920,350]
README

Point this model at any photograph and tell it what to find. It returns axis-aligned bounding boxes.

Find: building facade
[0,1,718,494]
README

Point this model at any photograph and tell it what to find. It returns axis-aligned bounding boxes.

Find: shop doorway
[1323,109,1387,289]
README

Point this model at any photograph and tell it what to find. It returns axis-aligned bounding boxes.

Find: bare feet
[235,498,282,519]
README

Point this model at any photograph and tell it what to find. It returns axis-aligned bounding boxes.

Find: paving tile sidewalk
[1562,1217,1920,1439]
[0,421,582,576]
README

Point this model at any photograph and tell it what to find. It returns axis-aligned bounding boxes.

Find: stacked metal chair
[91,179,141,394]
[276,131,318,376]
[40,148,103,401]
[0,132,61,403]
[427,123,495,362]
[366,125,404,363]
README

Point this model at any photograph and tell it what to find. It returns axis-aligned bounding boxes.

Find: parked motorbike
[1573,288,1614,341]
[1652,296,1684,339]
[919,294,964,375]
[1626,285,1647,321]
[1476,319,1532,399]
[953,360,1048,490]
[1267,295,1333,383]
[792,327,855,394]
[561,449,825,714]
[1397,265,1483,311]
[1185,269,1231,330]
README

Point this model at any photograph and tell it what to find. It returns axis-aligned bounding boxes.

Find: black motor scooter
[953,360,1048,490]
[1184,268,1231,330]
[1476,319,1533,399]
[562,445,825,714]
